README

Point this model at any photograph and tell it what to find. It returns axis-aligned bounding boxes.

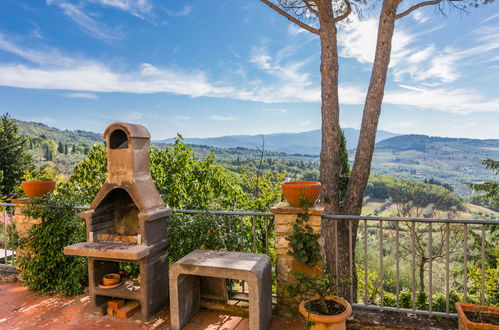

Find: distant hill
[369,134,499,195]
[13,120,498,196]
[157,128,399,154]
[16,120,102,145]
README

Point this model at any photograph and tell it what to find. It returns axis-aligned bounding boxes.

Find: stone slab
[64,242,149,260]
[169,249,272,330]
[271,202,325,216]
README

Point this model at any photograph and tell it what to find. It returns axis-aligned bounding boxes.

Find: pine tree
[0,113,35,198]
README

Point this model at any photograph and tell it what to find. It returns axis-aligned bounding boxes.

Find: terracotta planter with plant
[289,271,352,330]
[456,302,499,329]
[286,199,351,329]
[282,181,321,207]
[299,295,352,330]
[21,168,57,198]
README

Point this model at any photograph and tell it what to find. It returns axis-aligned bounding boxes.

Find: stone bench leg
[169,273,200,330]
[248,263,273,329]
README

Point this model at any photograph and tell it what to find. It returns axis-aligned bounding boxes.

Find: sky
[0,0,498,140]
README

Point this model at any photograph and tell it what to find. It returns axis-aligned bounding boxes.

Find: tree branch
[395,0,443,20]
[259,0,320,34]
[303,0,319,16]
[334,0,352,23]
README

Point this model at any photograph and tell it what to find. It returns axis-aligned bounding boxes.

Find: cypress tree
[0,113,35,198]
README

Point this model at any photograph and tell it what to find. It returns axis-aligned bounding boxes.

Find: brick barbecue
[64,122,171,320]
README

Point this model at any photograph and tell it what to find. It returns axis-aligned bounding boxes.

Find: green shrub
[383,292,397,307]
[416,291,428,310]
[399,289,412,309]
[16,195,87,295]
[15,138,283,295]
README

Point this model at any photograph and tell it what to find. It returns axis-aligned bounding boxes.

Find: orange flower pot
[456,302,499,329]
[299,295,352,330]
[21,181,56,198]
[282,181,321,208]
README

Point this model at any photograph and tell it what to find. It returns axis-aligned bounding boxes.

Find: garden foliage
[15,137,283,294]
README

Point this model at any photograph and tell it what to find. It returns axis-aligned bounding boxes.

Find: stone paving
[0,283,303,329]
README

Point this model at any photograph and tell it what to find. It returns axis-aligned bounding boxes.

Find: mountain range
[158,128,399,154]
[14,120,499,195]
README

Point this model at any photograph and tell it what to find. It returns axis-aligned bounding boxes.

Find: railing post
[11,199,42,271]
[270,202,324,317]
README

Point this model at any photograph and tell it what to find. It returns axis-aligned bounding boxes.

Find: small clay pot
[282,181,321,208]
[299,295,352,330]
[102,273,121,286]
[21,181,56,198]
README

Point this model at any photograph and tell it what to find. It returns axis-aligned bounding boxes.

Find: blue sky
[0,0,498,140]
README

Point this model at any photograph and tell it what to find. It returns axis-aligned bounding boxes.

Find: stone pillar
[270,202,324,317]
[11,199,42,263]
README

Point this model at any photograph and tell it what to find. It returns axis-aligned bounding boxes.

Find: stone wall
[11,199,41,263]
[271,202,324,317]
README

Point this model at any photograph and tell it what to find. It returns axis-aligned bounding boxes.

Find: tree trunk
[337,0,398,302]
[419,260,426,292]
[316,4,345,298]
[345,0,398,215]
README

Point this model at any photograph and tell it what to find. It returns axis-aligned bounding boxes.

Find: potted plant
[21,168,57,198]
[282,181,321,207]
[455,302,499,329]
[286,195,351,329]
[288,270,352,330]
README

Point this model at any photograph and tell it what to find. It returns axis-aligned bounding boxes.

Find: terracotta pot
[282,181,321,208]
[102,273,121,286]
[21,181,56,198]
[299,295,352,330]
[456,302,499,329]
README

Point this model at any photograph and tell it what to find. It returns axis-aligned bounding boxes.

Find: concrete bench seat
[169,249,272,330]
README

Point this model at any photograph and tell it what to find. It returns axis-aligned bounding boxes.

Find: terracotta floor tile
[0,283,300,330]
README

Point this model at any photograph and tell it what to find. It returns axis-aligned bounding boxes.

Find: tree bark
[316,1,345,298]
[340,0,398,301]
[344,0,398,216]
[419,260,426,292]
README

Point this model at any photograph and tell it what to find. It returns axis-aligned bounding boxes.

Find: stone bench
[169,249,272,330]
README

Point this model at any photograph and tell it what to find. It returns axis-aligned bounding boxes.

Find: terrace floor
[0,283,303,329]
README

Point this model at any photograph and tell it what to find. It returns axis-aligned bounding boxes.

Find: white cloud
[46,0,123,41]
[482,12,499,24]
[165,6,192,17]
[412,11,429,24]
[385,85,499,114]
[0,32,75,66]
[64,92,98,99]
[90,0,152,17]
[210,115,237,121]
[262,108,287,116]
[337,17,413,67]
[0,35,365,104]
[288,24,307,37]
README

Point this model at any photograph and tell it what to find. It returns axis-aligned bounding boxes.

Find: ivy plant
[286,195,321,267]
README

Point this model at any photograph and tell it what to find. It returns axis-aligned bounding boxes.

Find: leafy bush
[15,138,283,295]
[399,289,412,309]
[383,292,397,307]
[16,194,87,295]
[22,167,57,182]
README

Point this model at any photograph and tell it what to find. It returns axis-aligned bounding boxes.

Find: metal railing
[323,214,499,317]
[0,203,16,264]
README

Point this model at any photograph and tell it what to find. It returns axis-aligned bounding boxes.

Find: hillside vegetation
[14,120,499,199]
